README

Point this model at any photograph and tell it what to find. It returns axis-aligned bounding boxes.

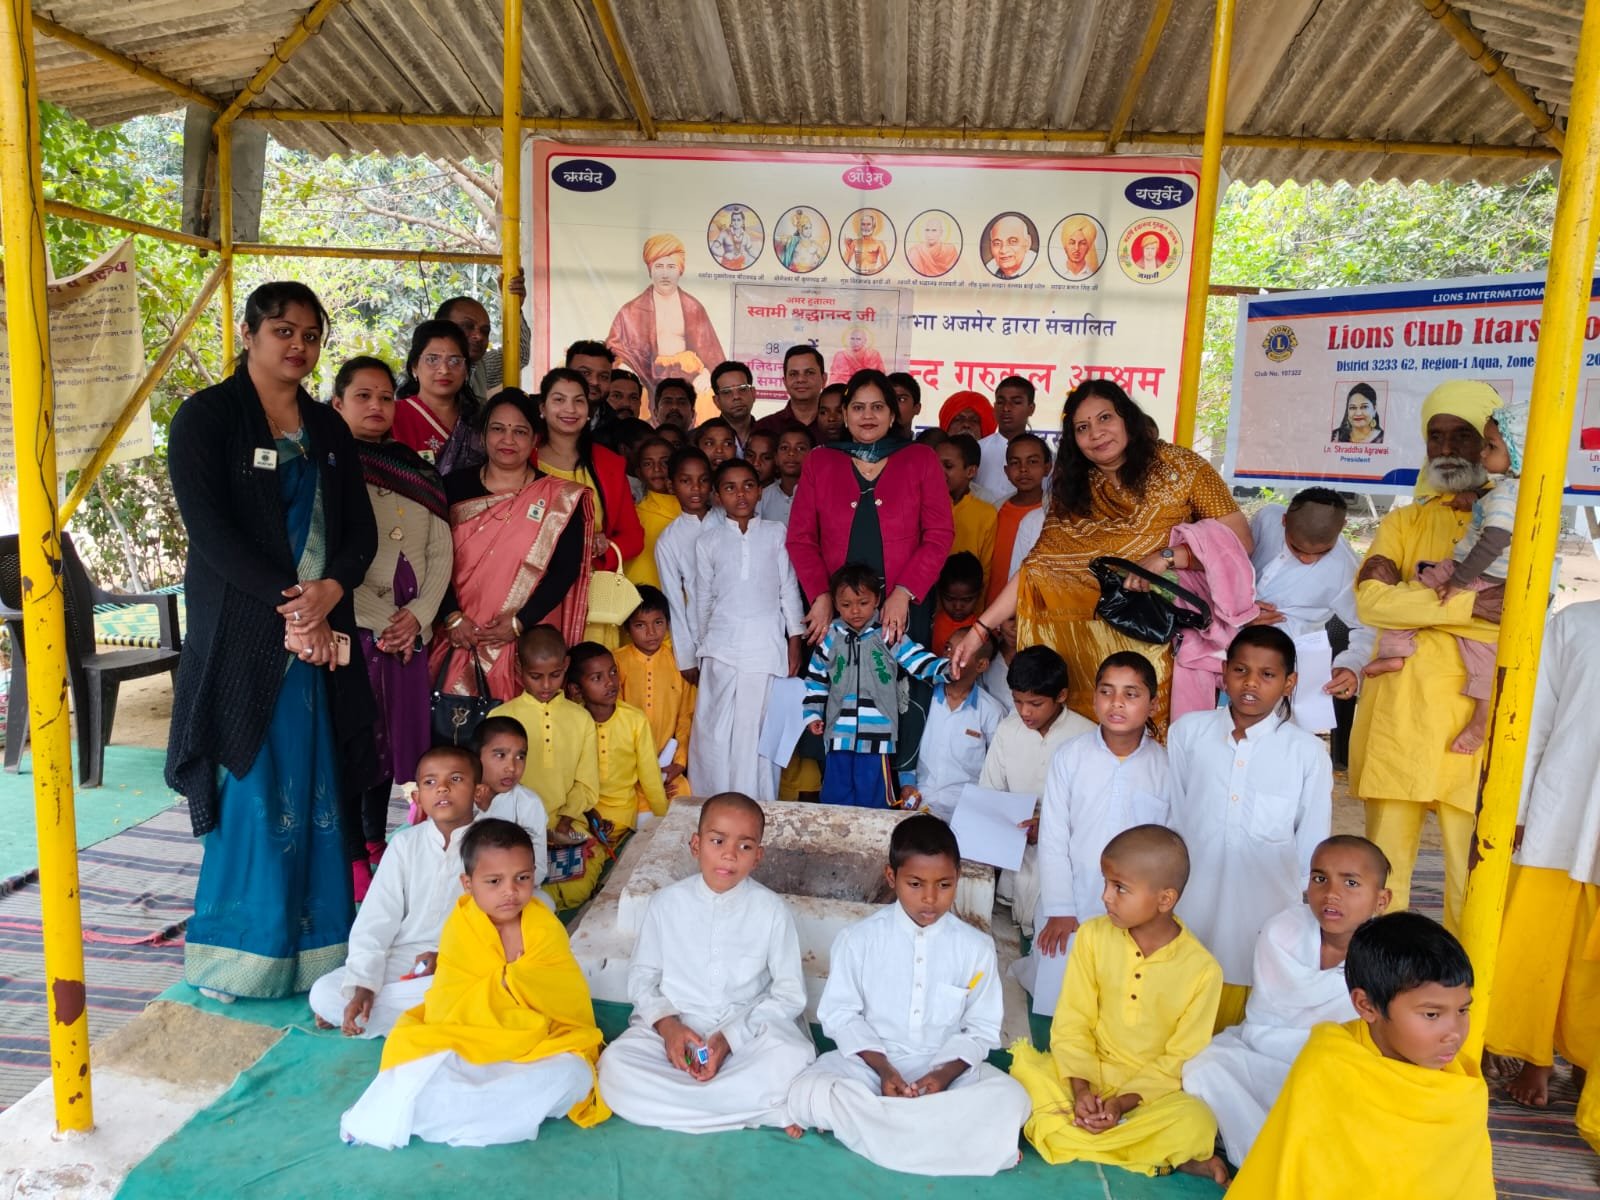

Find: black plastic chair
[1,532,181,786]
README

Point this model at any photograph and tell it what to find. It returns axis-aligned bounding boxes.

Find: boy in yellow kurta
[1230,911,1493,1197]
[339,819,609,1149]
[1008,824,1226,1183]
[616,586,694,802]
[625,436,681,590]
[487,626,598,838]
[939,434,998,591]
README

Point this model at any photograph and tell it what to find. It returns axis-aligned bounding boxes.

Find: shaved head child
[339,819,609,1148]
[1009,825,1229,1184]
[599,794,815,1132]
[787,815,1032,1175]
[1229,912,1493,1198]
[1183,835,1392,1164]
[310,744,484,1038]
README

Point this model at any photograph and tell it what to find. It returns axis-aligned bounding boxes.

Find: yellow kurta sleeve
[671,672,694,771]
[628,705,669,817]
[1117,939,1222,1102]
[1355,500,1492,641]
[1049,917,1110,1090]
[564,706,600,822]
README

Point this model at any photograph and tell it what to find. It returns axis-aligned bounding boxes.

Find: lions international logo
[1262,325,1298,362]
[1117,217,1182,284]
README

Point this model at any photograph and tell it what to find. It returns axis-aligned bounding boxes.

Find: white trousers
[340,1050,592,1150]
[308,964,431,1039]
[688,660,775,801]
[786,1049,1030,1177]
[598,1020,815,1133]
[1181,1027,1298,1165]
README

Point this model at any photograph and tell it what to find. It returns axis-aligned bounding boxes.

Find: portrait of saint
[827,325,887,385]
[841,208,895,276]
[706,204,764,271]
[1134,231,1169,272]
[981,212,1039,280]
[906,210,962,278]
[606,233,727,396]
[1331,382,1385,445]
[775,206,831,274]
[1048,213,1106,282]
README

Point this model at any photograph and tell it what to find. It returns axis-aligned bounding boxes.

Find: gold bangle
[512,617,524,637]
[443,611,466,630]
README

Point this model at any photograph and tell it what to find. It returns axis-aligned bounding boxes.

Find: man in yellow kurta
[339,819,609,1148]
[1349,381,1504,931]
[1009,825,1226,1182]
[1229,911,1493,1197]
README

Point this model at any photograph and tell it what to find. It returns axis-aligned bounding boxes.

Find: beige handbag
[586,541,642,626]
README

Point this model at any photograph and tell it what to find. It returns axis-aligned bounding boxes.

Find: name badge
[253,447,278,470]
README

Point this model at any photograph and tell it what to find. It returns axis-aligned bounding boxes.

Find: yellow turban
[1415,380,1502,497]
[641,233,686,268]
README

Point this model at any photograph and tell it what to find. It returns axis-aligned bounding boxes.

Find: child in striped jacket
[803,563,950,808]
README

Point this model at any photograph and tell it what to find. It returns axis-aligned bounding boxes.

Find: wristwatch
[1159,547,1176,562]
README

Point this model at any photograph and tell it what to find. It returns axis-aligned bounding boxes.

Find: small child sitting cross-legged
[309,744,482,1039]
[339,819,610,1149]
[1008,825,1228,1184]
[1182,835,1392,1166]
[1229,912,1493,1197]
[786,814,1032,1176]
[598,793,816,1133]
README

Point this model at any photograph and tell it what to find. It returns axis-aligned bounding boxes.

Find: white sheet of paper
[949,785,1037,871]
[657,737,678,768]
[1292,630,1337,733]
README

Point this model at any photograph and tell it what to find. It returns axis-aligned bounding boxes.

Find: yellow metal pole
[218,124,235,366]
[500,0,523,388]
[1104,0,1174,152]
[1172,0,1235,447]
[591,0,656,140]
[1417,0,1564,152]
[61,264,228,523]
[44,199,219,250]
[31,14,220,110]
[0,0,94,1132]
[1457,4,1600,1054]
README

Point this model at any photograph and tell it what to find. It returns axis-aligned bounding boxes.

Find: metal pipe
[218,124,235,366]
[1173,0,1236,447]
[43,199,219,250]
[214,0,346,130]
[501,0,523,386]
[591,0,656,140]
[0,0,94,1133]
[60,264,228,523]
[1457,3,1600,1053]
[1105,0,1174,152]
[1418,0,1564,152]
[32,14,219,110]
[233,241,498,265]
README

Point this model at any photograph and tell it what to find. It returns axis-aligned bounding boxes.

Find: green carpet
[0,746,178,883]
[126,995,1219,1200]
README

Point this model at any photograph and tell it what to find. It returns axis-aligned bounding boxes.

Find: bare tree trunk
[95,477,148,591]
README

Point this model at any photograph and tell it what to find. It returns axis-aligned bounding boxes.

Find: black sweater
[165,367,378,839]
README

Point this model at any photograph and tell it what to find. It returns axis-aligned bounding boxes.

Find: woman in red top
[531,367,644,647]
[390,320,483,475]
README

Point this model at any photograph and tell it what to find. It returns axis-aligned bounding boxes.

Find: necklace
[376,488,405,541]
[263,403,302,441]
[480,466,532,515]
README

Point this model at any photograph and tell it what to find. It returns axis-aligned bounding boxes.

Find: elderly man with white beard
[1347,381,1507,932]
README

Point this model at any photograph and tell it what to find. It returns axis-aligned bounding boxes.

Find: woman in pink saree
[431,391,594,702]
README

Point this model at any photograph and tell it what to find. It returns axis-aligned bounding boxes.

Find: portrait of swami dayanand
[605,233,727,395]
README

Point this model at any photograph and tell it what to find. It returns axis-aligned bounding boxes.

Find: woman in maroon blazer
[787,369,955,776]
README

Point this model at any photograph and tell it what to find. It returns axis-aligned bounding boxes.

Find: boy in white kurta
[1020,652,1170,1017]
[1168,627,1332,1029]
[913,632,1005,819]
[599,793,815,1132]
[653,448,716,676]
[309,745,481,1038]
[1182,836,1392,1164]
[979,646,1095,933]
[471,716,548,887]
[688,461,803,801]
[787,814,1031,1177]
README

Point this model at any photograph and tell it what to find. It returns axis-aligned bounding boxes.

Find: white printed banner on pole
[0,238,150,477]
[1224,271,1600,496]
[531,142,1203,433]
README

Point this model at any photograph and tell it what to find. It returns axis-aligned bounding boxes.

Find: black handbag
[430,649,495,746]
[1088,556,1213,645]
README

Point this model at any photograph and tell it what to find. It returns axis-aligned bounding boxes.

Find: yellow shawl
[380,894,610,1128]
[1230,1019,1492,1197]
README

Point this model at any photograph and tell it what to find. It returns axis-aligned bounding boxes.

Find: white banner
[0,239,150,477]
[532,142,1205,432]
[1224,271,1600,496]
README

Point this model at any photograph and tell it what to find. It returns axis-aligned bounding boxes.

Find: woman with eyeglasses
[391,319,484,475]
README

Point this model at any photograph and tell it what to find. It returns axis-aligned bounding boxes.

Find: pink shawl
[1168,519,1260,722]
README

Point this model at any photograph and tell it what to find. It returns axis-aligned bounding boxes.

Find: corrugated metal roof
[29,0,1579,183]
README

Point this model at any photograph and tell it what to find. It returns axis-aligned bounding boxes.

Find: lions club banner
[1225,271,1600,497]
[531,142,1203,433]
